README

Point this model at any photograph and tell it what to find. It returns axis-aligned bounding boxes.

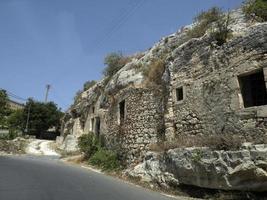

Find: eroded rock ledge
[126,144,267,192]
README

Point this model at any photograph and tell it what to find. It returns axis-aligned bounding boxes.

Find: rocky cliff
[58,8,267,192]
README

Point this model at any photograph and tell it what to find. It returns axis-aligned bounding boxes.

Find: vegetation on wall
[102,52,131,77]
[142,58,166,86]
[243,0,267,22]
[187,7,232,45]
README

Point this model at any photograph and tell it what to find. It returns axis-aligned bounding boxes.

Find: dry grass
[142,58,166,86]
[149,134,244,152]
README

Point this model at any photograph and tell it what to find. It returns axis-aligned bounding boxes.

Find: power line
[0,87,27,102]
[7,92,26,102]
[92,0,145,52]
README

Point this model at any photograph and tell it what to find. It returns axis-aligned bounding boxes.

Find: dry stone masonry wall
[105,87,165,165]
[167,23,267,141]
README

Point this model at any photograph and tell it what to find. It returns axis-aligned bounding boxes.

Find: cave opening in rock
[238,69,267,108]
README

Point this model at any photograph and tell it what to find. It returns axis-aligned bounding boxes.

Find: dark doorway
[119,100,125,124]
[238,70,267,108]
[176,87,183,101]
[95,117,101,138]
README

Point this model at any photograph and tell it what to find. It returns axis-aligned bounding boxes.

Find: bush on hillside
[83,80,96,91]
[243,0,267,22]
[78,133,100,159]
[187,7,232,45]
[103,52,131,77]
[143,58,166,86]
[210,12,232,46]
[187,7,222,38]
[89,149,120,171]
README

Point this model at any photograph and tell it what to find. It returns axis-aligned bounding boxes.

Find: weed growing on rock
[187,7,232,45]
[142,58,166,86]
[243,0,267,22]
[103,52,131,78]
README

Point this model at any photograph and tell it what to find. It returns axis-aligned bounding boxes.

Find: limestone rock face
[124,151,179,188]
[129,145,267,192]
[58,135,79,152]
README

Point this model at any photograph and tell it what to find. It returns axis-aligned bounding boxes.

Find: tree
[0,90,11,128]
[24,99,63,138]
[7,109,24,131]
[102,52,130,77]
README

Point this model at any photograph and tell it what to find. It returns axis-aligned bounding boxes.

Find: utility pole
[45,84,51,103]
[25,103,31,134]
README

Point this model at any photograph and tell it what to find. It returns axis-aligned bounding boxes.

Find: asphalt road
[0,156,177,200]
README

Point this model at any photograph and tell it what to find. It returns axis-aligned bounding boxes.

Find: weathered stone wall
[105,87,165,165]
[83,94,108,137]
[167,23,267,140]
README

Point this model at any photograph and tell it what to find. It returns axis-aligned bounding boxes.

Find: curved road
[0,156,178,200]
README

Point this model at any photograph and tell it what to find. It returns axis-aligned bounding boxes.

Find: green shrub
[7,110,24,132]
[78,133,100,159]
[8,129,19,140]
[210,12,232,46]
[89,149,120,171]
[187,7,232,45]
[243,0,267,21]
[83,80,96,91]
[103,52,131,77]
[0,129,19,140]
[187,7,222,38]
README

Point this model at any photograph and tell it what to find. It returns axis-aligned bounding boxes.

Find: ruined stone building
[59,10,267,165]
[8,99,24,111]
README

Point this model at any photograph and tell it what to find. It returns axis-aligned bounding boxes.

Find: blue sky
[0,0,243,110]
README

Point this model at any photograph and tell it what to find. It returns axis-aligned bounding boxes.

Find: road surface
[0,155,180,200]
